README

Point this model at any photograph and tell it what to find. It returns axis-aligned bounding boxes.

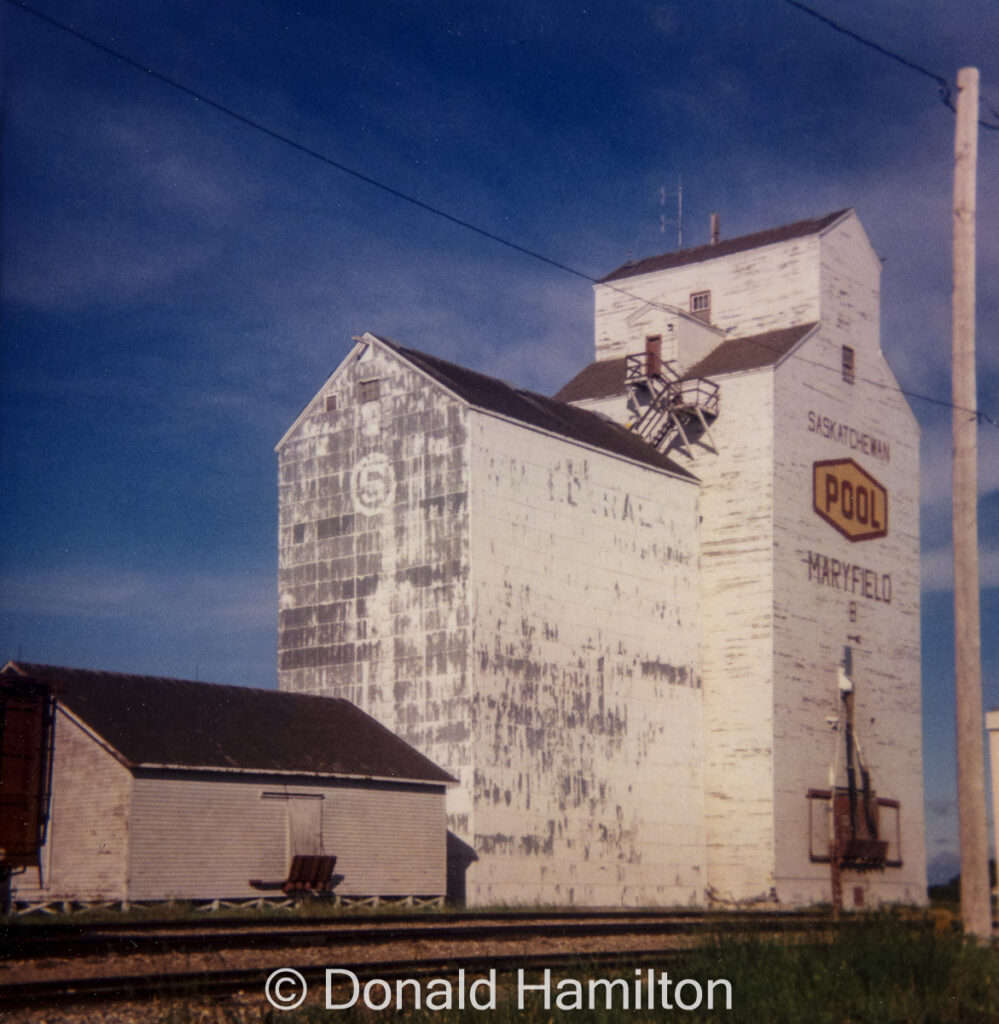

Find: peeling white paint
[279,210,925,908]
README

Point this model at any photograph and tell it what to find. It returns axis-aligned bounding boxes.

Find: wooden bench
[250,854,337,894]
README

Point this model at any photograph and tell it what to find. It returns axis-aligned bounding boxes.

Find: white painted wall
[277,342,474,838]
[128,775,447,901]
[771,320,925,907]
[13,710,132,903]
[595,229,827,365]
[467,412,704,905]
[280,342,708,906]
[690,368,779,902]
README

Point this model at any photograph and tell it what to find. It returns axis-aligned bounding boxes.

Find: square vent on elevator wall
[358,379,381,403]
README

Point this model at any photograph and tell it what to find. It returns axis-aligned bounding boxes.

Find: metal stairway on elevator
[625,354,720,457]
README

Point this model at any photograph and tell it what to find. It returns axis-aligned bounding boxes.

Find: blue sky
[1,0,997,884]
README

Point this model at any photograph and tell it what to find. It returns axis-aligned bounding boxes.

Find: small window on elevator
[690,290,711,323]
[842,346,856,385]
[358,379,381,403]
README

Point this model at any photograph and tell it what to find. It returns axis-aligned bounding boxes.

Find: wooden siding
[467,413,704,906]
[12,710,131,903]
[128,774,446,900]
[582,211,926,906]
[594,230,825,364]
[321,782,446,896]
[277,341,474,839]
[692,369,778,901]
[770,255,925,906]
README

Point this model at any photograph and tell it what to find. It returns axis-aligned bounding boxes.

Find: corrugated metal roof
[598,210,851,283]
[372,336,696,481]
[2,663,455,785]
[553,324,819,403]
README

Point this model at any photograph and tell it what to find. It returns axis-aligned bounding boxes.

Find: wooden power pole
[951,67,990,940]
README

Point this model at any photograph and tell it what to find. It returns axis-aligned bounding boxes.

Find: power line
[5,0,995,427]
[783,0,999,130]
[3,0,593,285]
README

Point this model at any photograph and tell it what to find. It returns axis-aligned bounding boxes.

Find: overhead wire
[4,0,996,427]
[783,0,999,130]
[2,0,593,285]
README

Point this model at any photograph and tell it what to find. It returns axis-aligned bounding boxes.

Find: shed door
[286,795,323,857]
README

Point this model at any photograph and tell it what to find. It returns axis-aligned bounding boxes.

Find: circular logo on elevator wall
[352,452,395,515]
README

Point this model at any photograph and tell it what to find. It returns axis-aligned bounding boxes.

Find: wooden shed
[2,662,454,908]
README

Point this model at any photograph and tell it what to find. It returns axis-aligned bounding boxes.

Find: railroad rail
[0,908,881,1012]
[1,949,698,1011]
[3,907,828,959]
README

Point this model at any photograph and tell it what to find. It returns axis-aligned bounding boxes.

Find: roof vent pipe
[710,212,721,245]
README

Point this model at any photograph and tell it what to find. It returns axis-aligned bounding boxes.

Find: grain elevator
[277,208,926,908]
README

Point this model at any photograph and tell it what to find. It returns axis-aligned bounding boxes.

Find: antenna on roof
[659,177,683,249]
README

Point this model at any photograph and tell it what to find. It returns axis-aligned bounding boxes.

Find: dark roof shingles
[552,324,818,403]
[6,663,454,785]
[553,357,628,404]
[599,210,850,283]
[375,337,695,480]
[684,323,818,378]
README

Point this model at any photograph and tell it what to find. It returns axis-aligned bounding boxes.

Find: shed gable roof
[598,210,851,284]
[2,662,455,786]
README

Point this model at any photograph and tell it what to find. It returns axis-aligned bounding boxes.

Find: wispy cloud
[919,419,999,508]
[921,545,999,593]
[926,796,955,819]
[0,564,272,630]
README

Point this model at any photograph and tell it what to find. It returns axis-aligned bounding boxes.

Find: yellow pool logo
[813,459,888,542]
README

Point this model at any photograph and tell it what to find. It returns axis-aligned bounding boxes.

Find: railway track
[2,907,828,959]
[0,908,848,1011]
[2,948,700,1010]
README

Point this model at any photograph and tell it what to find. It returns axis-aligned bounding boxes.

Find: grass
[266,914,999,1024]
[7,905,999,1022]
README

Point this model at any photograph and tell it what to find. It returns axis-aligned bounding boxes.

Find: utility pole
[951,67,990,940]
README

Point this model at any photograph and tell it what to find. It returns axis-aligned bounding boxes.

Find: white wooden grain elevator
[277,208,926,908]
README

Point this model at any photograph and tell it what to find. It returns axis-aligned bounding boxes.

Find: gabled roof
[370,335,696,480]
[598,210,851,284]
[2,662,455,786]
[684,323,819,378]
[552,356,628,404]
[553,323,819,403]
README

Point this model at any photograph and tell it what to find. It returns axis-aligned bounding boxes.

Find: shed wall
[12,711,131,903]
[128,775,447,901]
